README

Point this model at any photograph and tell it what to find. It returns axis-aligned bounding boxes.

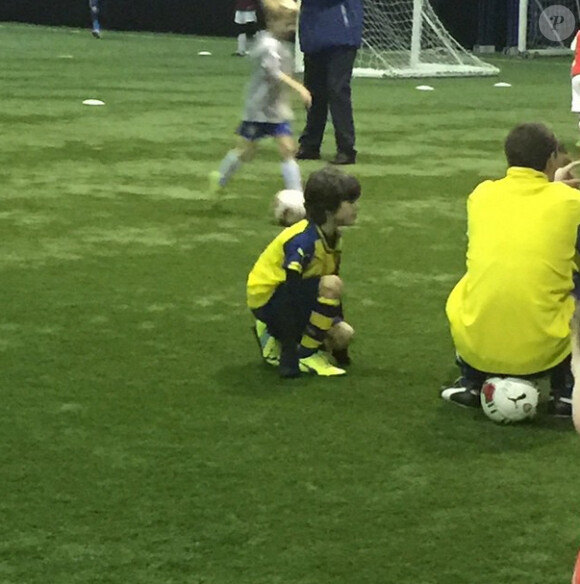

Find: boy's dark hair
[303,166,361,225]
[504,122,559,172]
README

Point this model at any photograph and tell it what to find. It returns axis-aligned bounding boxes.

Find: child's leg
[269,276,345,377]
[234,11,256,55]
[236,24,247,55]
[548,354,573,417]
[245,20,257,43]
[298,275,343,357]
[218,137,257,188]
[277,135,302,191]
[455,355,488,391]
[89,0,100,33]
[440,354,488,408]
[549,356,573,397]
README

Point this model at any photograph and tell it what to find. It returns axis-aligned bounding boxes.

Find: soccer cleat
[299,352,346,376]
[440,378,481,408]
[547,396,572,418]
[208,170,223,197]
[253,320,280,366]
[92,29,101,39]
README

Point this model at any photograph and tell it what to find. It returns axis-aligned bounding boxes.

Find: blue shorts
[252,277,343,341]
[237,121,292,141]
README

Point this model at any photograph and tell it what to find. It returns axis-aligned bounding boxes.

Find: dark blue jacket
[298,0,363,55]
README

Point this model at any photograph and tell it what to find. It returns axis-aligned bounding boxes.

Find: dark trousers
[458,354,573,398]
[299,46,357,156]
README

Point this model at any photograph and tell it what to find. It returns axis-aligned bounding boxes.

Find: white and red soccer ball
[480,377,539,424]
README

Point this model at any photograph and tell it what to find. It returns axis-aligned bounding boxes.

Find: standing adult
[296,0,363,165]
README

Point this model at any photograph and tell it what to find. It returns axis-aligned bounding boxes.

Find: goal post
[518,0,529,52]
[410,0,423,68]
[517,0,578,55]
[295,0,500,79]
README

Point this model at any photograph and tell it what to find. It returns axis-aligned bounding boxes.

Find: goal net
[295,0,499,78]
[517,0,579,55]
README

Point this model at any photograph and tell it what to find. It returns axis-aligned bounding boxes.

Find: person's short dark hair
[304,166,361,225]
[504,122,559,172]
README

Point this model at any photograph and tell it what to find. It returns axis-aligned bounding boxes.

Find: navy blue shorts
[252,277,344,341]
[252,278,320,341]
[237,121,292,141]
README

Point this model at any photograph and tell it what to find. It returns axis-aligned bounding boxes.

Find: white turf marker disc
[494,82,512,88]
[416,85,434,91]
[198,51,212,56]
[82,99,105,106]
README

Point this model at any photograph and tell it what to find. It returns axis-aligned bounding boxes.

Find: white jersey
[242,31,294,124]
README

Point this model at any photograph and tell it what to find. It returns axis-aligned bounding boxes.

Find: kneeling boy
[247,166,360,377]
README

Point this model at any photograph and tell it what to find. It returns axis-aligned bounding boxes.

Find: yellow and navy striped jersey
[247,219,341,309]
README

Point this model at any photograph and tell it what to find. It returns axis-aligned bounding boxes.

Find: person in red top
[572,547,580,583]
[570,31,580,143]
[234,0,259,56]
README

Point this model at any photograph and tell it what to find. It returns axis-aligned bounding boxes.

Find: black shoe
[330,152,356,165]
[331,348,351,367]
[296,149,321,161]
[547,396,572,418]
[440,378,481,408]
[232,51,246,57]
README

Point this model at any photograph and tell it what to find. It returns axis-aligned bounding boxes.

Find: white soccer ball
[273,189,305,227]
[480,377,539,424]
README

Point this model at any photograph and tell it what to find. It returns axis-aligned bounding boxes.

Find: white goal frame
[517,0,578,55]
[295,0,499,78]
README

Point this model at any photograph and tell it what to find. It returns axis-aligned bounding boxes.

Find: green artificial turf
[1,22,580,584]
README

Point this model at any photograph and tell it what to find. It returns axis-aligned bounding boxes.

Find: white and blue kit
[238,31,295,140]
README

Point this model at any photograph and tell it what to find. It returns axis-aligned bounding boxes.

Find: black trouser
[457,354,573,398]
[299,46,357,156]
